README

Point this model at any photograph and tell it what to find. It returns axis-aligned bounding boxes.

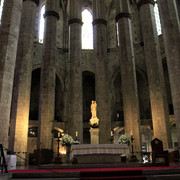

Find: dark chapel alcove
[83,71,95,144]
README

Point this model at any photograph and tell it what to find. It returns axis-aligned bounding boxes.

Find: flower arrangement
[61,134,74,146]
[118,133,131,146]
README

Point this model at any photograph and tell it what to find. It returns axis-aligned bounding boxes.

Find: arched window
[116,23,120,46]
[0,0,4,24]
[82,9,93,49]
[154,0,162,35]
[39,5,45,43]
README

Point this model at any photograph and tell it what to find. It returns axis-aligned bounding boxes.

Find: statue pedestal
[89,128,99,144]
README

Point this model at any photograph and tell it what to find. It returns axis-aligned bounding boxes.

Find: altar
[70,144,130,164]
[5,155,17,170]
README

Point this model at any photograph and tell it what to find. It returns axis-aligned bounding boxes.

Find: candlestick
[131,130,133,136]
[130,134,137,162]
[55,133,62,164]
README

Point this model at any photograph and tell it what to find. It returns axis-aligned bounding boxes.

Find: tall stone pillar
[115,0,141,152]
[138,0,171,148]
[38,0,59,149]
[0,0,22,148]
[67,0,83,142]
[9,0,39,164]
[157,0,180,151]
[93,0,111,143]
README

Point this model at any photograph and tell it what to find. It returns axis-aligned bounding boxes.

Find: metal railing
[0,144,8,174]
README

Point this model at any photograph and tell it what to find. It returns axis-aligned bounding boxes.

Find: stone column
[0,0,22,148]
[8,0,39,164]
[67,0,83,142]
[93,0,111,144]
[38,0,59,150]
[138,0,171,149]
[115,0,141,152]
[157,0,180,151]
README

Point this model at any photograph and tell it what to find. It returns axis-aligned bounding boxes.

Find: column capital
[44,11,60,20]
[23,0,39,6]
[68,18,83,26]
[115,13,131,22]
[92,19,107,26]
[137,0,155,8]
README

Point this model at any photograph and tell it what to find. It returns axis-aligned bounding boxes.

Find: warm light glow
[59,145,66,154]
[82,9,93,49]
[154,1,162,35]
[60,150,66,155]
[0,0,4,24]
[39,5,45,43]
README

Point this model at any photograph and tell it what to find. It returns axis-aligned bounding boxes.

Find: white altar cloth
[70,144,130,160]
[5,155,17,170]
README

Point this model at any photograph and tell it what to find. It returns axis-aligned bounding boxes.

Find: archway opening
[29,68,41,121]
[55,75,64,122]
[113,72,124,124]
[83,71,95,144]
[136,70,151,122]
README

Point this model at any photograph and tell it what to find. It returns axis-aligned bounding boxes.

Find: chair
[151,138,169,166]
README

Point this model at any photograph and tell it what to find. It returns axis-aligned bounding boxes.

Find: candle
[111,131,113,136]
[58,132,61,138]
[131,130,133,136]
[76,131,78,137]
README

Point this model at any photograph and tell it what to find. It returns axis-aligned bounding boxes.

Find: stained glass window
[0,0,4,24]
[39,5,45,43]
[82,9,93,49]
[154,1,162,35]
[116,23,120,46]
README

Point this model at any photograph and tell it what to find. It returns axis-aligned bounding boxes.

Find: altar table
[70,144,130,161]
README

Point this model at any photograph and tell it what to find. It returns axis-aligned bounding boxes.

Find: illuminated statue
[90,100,99,128]
[91,100,97,118]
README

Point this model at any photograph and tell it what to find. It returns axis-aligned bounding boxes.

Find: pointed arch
[82,9,93,49]
[38,5,45,43]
